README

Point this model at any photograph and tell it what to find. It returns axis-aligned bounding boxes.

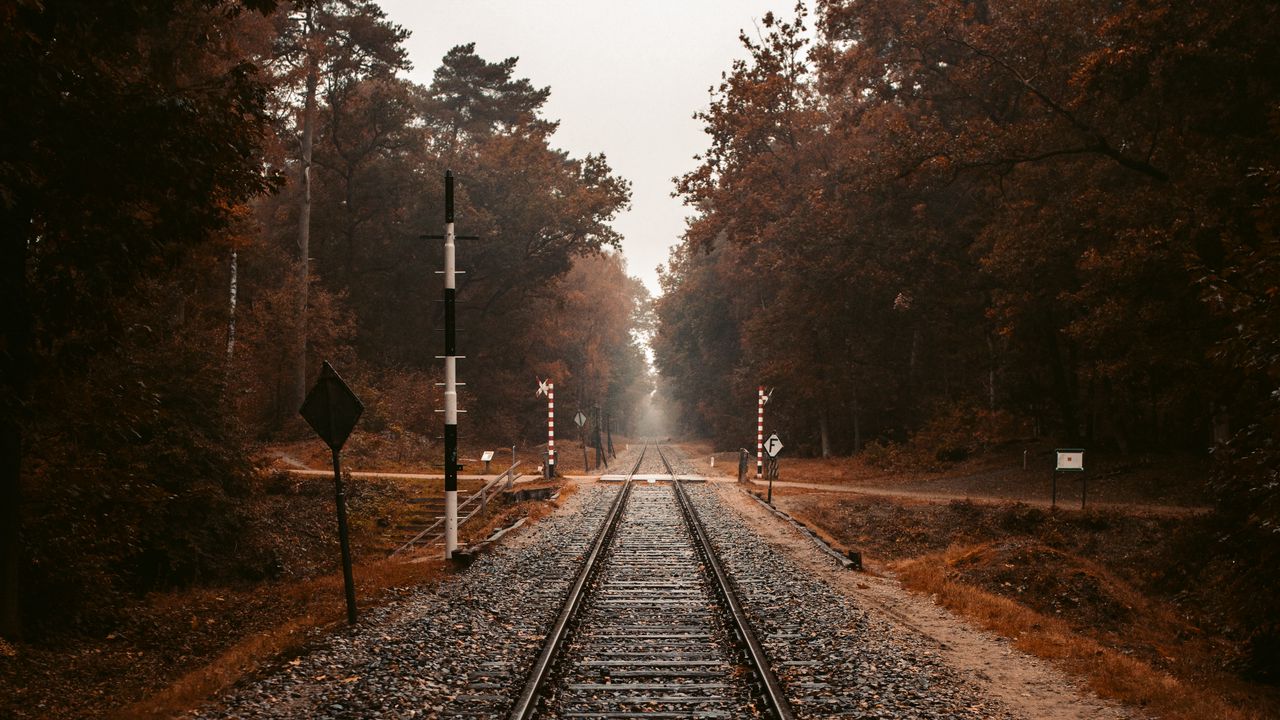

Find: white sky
[378,0,783,296]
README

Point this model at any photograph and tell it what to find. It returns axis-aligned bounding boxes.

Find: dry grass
[3,440,575,720]
[114,481,571,720]
[777,484,1280,718]
[262,433,539,475]
[693,440,1211,510]
[554,478,581,502]
[895,549,1272,720]
[114,555,448,720]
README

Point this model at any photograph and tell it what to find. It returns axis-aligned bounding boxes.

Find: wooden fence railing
[390,461,523,557]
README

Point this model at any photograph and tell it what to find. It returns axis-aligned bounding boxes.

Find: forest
[2,0,1279,701]
[653,0,1280,670]
[0,0,650,639]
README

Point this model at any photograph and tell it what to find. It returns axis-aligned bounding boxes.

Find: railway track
[205,442,1013,719]
[508,443,794,720]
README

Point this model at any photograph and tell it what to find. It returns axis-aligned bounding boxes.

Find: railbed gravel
[194,483,617,720]
[684,477,1017,719]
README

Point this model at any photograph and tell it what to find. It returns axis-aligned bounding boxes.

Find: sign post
[592,405,606,470]
[1054,448,1085,509]
[575,410,588,471]
[764,433,783,503]
[299,360,364,625]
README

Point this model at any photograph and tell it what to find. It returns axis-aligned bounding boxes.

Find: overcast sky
[378,0,782,296]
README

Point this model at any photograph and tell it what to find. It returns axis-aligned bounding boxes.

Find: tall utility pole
[756,386,765,479]
[441,171,461,558]
[424,172,476,559]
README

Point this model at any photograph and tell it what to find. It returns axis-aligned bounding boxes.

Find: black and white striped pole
[423,172,476,559]
[442,170,460,558]
[442,172,463,556]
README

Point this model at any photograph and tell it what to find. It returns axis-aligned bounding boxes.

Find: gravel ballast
[199,444,1018,719]
[685,479,1016,719]
[196,483,617,719]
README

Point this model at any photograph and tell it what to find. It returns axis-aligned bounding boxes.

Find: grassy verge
[115,555,449,720]
[1,473,569,720]
[122,491,561,720]
[776,489,1280,719]
[895,550,1267,720]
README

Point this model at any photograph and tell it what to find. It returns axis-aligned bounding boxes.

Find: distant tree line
[0,0,648,638]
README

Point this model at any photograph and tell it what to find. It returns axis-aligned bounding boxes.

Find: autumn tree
[654,234,752,445]
[0,0,279,637]
[813,0,1278,448]
[233,38,635,452]
[319,44,631,446]
[661,0,1279,459]
[265,0,408,425]
[523,253,652,446]
[658,0,1280,671]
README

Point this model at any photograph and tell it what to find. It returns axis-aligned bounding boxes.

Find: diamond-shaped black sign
[300,361,364,451]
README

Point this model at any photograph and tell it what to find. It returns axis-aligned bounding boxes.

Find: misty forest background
[2,0,1279,676]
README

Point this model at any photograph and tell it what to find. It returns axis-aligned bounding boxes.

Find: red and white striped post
[546,382,556,478]
[536,378,556,477]
[756,386,765,479]
[535,376,555,476]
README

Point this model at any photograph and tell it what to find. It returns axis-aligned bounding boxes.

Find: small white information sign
[480,450,495,462]
[1055,449,1084,471]
[764,433,784,458]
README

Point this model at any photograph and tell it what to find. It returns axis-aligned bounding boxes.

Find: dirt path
[738,478,1210,517]
[677,444,1210,518]
[709,478,1140,720]
[759,477,1212,516]
[284,468,503,481]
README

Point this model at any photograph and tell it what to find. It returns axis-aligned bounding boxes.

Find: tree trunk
[906,326,921,425]
[986,334,997,412]
[223,249,238,392]
[593,407,606,468]
[851,381,862,454]
[819,404,832,458]
[1,203,31,639]
[291,4,318,422]
[0,416,19,640]
[1044,323,1081,443]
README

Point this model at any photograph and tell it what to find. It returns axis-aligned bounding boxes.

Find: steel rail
[667,444,797,720]
[654,442,675,477]
[506,444,647,720]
